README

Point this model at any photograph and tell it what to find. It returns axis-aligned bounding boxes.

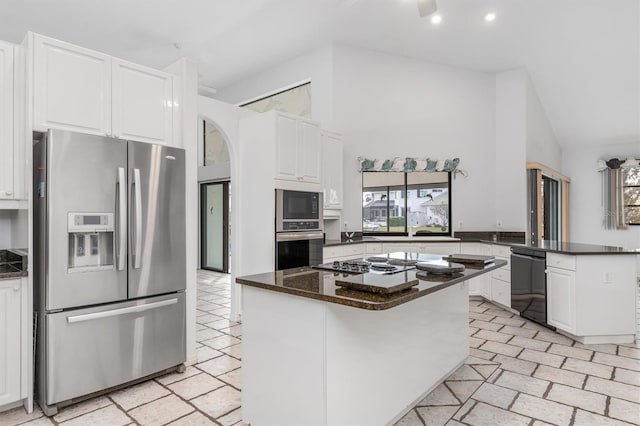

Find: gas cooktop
[313,258,416,275]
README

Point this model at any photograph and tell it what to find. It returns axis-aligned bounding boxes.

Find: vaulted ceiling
[1,0,638,147]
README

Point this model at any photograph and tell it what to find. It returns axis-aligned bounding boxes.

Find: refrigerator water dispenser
[67,213,114,272]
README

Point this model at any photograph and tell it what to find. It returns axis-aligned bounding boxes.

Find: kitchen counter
[0,249,28,279]
[482,240,638,255]
[237,256,507,310]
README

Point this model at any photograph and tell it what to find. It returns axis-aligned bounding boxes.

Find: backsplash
[454,231,526,243]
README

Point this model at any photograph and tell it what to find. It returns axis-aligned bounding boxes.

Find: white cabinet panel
[298,120,321,184]
[321,131,343,210]
[0,42,14,200]
[275,114,298,181]
[112,59,173,145]
[547,267,576,334]
[420,243,460,255]
[491,279,510,308]
[462,243,491,297]
[0,279,21,406]
[33,34,111,135]
[547,253,575,271]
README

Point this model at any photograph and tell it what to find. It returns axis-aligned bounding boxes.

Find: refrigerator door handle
[133,168,143,269]
[116,167,126,271]
[67,298,178,324]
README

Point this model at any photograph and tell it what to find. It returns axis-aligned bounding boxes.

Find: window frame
[623,166,640,226]
[362,172,452,237]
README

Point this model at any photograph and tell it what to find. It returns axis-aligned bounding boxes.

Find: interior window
[240,82,311,118]
[624,167,640,225]
[203,121,230,166]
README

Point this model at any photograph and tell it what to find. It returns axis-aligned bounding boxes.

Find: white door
[0,279,21,406]
[33,34,111,135]
[275,114,298,181]
[0,41,14,199]
[298,119,321,183]
[547,267,576,333]
[322,132,343,209]
[112,58,173,144]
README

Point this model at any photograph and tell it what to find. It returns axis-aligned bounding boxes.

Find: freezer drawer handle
[116,167,126,271]
[133,168,143,269]
[67,298,178,324]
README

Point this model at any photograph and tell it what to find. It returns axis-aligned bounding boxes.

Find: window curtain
[358,157,460,173]
[602,168,627,230]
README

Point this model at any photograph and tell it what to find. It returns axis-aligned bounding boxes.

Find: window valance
[358,157,460,173]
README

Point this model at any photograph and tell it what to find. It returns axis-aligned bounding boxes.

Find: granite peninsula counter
[237,253,506,426]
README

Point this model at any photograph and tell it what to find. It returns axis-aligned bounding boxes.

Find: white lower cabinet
[461,243,491,298]
[490,244,511,308]
[546,266,576,334]
[323,244,365,263]
[0,279,22,407]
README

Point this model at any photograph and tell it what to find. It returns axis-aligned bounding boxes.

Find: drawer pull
[68,298,178,324]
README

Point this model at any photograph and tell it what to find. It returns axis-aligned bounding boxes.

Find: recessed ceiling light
[431,14,443,25]
[484,12,496,22]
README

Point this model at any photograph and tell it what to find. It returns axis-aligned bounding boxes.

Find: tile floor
[2,270,639,426]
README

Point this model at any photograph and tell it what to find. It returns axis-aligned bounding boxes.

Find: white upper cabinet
[33,34,174,144]
[33,34,111,136]
[112,58,173,145]
[321,131,343,210]
[0,41,14,200]
[274,113,321,185]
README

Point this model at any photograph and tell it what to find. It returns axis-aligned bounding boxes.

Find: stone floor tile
[547,343,593,361]
[483,308,513,318]
[462,402,530,426]
[518,348,564,368]
[547,383,607,414]
[128,394,194,425]
[521,321,550,332]
[499,325,537,338]
[465,356,498,366]
[418,383,460,406]
[394,409,424,426]
[54,396,112,423]
[492,354,537,375]
[614,367,640,387]
[594,352,640,371]
[469,312,495,322]
[573,342,619,355]
[206,319,239,330]
[452,399,475,421]
[196,314,219,324]
[609,398,640,424]
[445,420,465,426]
[469,305,489,313]
[196,328,224,341]
[445,381,482,403]
[197,355,242,377]
[563,357,613,379]
[493,316,526,327]
[217,408,243,426]
[18,418,54,426]
[511,393,573,426]
[494,370,550,397]
[473,329,511,343]
[585,376,640,403]
[470,364,498,379]
[468,336,485,348]
[196,345,225,363]
[415,406,458,426]
[478,341,523,357]
[469,299,484,306]
[619,346,640,360]
[168,373,225,400]
[469,319,503,332]
[218,368,242,389]
[191,386,242,419]
[534,331,574,345]
[573,409,633,426]
[485,368,503,384]
[448,365,484,381]
[468,326,479,335]
[533,364,586,388]
[467,349,496,362]
[201,335,241,350]
[470,382,517,409]
[167,411,217,425]
[0,406,45,426]
[531,421,554,426]
[220,324,242,337]
[220,344,242,360]
[508,336,551,352]
[109,380,170,411]
[58,405,131,426]
[156,365,201,386]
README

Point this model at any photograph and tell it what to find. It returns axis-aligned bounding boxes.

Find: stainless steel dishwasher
[510,247,551,327]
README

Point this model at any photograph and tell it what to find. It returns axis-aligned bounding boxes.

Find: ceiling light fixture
[430,14,442,24]
[484,12,496,22]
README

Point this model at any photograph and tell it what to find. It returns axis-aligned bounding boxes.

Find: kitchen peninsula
[236,253,507,425]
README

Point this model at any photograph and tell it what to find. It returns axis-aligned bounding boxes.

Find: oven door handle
[276,232,324,242]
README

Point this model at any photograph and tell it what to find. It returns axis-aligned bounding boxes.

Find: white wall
[562,141,640,249]
[526,74,561,170]
[215,45,334,129]
[495,70,528,232]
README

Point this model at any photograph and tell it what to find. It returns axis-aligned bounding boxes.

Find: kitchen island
[236,253,506,426]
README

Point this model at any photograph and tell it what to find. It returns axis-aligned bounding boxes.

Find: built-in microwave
[275,189,323,232]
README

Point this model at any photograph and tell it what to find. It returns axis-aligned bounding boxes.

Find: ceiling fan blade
[417,0,438,17]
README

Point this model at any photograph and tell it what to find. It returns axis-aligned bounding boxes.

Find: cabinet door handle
[13,285,20,291]
[5,190,12,196]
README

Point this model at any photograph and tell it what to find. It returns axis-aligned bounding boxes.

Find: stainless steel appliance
[510,246,550,327]
[33,130,186,415]
[275,189,323,270]
[275,189,322,232]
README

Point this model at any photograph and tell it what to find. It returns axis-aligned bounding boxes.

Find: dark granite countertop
[236,254,508,310]
[0,249,28,279]
[483,240,638,255]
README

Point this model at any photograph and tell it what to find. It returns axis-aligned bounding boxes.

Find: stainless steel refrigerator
[33,130,186,416]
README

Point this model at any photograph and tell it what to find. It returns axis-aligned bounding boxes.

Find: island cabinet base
[242,282,470,426]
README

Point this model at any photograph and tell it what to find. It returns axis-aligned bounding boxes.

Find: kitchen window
[624,167,640,225]
[362,171,451,236]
